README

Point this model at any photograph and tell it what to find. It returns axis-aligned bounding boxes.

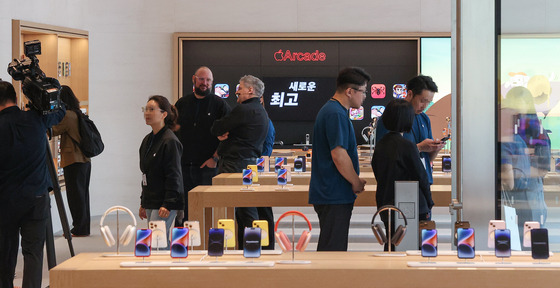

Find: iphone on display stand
[252,220,269,247]
[243,227,262,259]
[523,221,540,248]
[421,229,438,261]
[494,229,511,261]
[170,227,189,260]
[218,219,236,249]
[442,156,451,172]
[531,228,549,261]
[241,168,254,191]
[275,157,287,172]
[454,221,470,246]
[208,228,225,259]
[148,220,167,250]
[457,228,475,261]
[134,229,152,260]
[183,221,201,248]
[487,220,505,249]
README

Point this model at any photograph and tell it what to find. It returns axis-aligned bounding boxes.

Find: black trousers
[218,158,275,250]
[0,194,49,288]
[314,203,354,251]
[176,165,216,226]
[63,161,91,235]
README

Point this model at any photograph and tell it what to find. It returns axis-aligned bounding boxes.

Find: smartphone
[218,219,236,248]
[208,228,225,257]
[298,156,307,172]
[453,221,470,246]
[134,228,152,257]
[494,229,511,258]
[275,157,286,172]
[487,220,506,248]
[243,227,262,258]
[148,220,167,249]
[441,135,450,142]
[418,220,436,247]
[421,229,438,258]
[256,157,266,172]
[294,158,304,172]
[183,220,201,247]
[523,221,540,248]
[252,220,269,247]
[170,227,189,258]
[242,169,253,185]
[442,156,451,172]
[457,228,475,259]
[531,228,549,260]
[277,168,288,185]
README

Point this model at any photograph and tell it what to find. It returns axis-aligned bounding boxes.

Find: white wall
[0,0,451,231]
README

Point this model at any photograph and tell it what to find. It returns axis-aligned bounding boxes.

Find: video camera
[7,40,62,114]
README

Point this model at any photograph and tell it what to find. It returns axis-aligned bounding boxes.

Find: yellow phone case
[252,220,269,246]
[218,219,236,248]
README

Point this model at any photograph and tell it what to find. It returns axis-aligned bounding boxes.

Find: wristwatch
[212,156,219,163]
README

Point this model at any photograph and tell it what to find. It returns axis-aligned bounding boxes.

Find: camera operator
[0,79,65,288]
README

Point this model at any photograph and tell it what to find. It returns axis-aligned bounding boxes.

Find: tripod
[44,135,75,269]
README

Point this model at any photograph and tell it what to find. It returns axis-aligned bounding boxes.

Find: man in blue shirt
[0,80,65,288]
[375,75,444,188]
[309,67,370,251]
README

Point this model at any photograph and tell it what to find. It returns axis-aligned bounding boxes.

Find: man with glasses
[375,75,444,219]
[174,66,230,226]
[211,75,270,249]
[309,67,370,251]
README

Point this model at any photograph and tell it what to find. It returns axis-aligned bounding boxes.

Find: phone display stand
[240,185,255,191]
[277,215,311,264]
[373,211,406,257]
[152,228,167,251]
[275,185,290,192]
[121,260,275,267]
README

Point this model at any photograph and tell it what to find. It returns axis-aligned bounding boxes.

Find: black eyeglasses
[351,87,367,95]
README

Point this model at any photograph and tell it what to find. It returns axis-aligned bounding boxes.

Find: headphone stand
[276,215,311,264]
[373,209,406,257]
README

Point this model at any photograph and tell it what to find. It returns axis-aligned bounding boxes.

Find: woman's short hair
[382,99,414,133]
[148,95,178,130]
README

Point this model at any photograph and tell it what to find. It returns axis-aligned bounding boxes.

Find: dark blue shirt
[376,112,434,184]
[261,119,275,157]
[0,106,65,208]
[309,99,359,205]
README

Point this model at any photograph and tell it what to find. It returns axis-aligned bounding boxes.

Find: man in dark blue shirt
[309,67,370,251]
[375,75,444,187]
[0,80,65,288]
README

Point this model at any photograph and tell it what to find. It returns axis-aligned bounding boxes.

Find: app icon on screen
[214,84,229,99]
[349,106,364,120]
[235,84,240,98]
[393,84,407,99]
[371,84,386,99]
[371,106,385,118]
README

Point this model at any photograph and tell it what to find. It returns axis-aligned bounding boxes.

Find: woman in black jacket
[372,99,433,251]
[139,95,184,248]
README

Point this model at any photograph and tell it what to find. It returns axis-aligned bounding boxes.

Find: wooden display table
[50,252,560,288]
[212,171,452,186]
[188,184,451,249]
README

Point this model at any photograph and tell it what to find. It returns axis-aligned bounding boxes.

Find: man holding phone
[375,75,445,218]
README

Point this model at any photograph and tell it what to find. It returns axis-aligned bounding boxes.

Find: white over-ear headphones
[99,206,137,247]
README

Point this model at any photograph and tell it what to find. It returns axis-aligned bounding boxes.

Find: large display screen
[182,39,418,144]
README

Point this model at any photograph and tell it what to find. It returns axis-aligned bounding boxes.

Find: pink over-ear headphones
[274,211,312,252]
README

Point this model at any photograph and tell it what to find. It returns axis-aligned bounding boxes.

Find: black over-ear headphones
[371,205,408,246]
